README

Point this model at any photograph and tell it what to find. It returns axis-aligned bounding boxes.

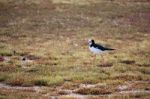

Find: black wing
[94,44,115,51]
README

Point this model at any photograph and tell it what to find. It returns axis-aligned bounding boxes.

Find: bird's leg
[94,54,97,60]
[101,54,105,64]
[93,54,97,65]
[92,54,96,61]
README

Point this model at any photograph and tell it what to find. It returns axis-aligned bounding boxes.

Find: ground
[0,0,150,99]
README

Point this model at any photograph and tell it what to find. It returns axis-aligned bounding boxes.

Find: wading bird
[88,39,115,62]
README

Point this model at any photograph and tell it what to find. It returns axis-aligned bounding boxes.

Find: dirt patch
[116,81,150,91]
[136,63,150,67]
[0,81,150,98]
[118,12,150,33]
[75,87,113,95]
[0,65,16,72]
[120,59,135,65]
[97,62,113,67]
[0,83,39,92]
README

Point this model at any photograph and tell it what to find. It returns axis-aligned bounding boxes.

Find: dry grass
[0,0,150,98]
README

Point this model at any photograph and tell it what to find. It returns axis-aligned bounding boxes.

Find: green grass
[34,76,64,86]
[0,49,12,56]
[0,73,9,82]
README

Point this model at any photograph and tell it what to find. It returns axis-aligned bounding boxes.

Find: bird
[88,39,115,62]
[21,56,33,68]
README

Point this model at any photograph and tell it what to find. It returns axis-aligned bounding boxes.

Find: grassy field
[0,0,150,98]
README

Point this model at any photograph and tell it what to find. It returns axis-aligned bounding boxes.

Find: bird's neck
[90,43,95,47]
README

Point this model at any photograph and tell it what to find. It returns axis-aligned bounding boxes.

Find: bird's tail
[105,48,115,51]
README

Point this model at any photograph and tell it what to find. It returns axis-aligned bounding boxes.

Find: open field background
[0,0,150,98]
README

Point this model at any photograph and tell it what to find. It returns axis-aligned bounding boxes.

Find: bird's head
[88,39,95,46]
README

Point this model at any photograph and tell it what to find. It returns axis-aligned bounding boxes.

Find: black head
[88,39,95,46]
[91,39,95,44]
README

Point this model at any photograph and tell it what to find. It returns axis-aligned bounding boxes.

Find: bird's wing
[94,44,115,51]
[94,44,106,51]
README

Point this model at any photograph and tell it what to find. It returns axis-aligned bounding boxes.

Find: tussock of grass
[75,86,114,95]
[120,59,135,65]
[110,73,143,81]
[140,67,150,74]
[34,79,48,86]
[7,77,25,86]
[0,49,12,56]
[0,74,8,82]
[136,60,150,67]
[113,65,129,73]
[0,65,16,72]
[4,73,34,86]
[34,76,64,86]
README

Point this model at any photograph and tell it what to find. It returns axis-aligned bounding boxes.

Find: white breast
[89,46,103,54]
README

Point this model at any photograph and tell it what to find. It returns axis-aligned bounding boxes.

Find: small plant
[0,75,8,82]
[75,86,113,95]
[34,79,48,86]
[120,59,135,65]
[0,49,12,56]
[33,76,64,86]
[47,76,64,86]
[8,77,25,86]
